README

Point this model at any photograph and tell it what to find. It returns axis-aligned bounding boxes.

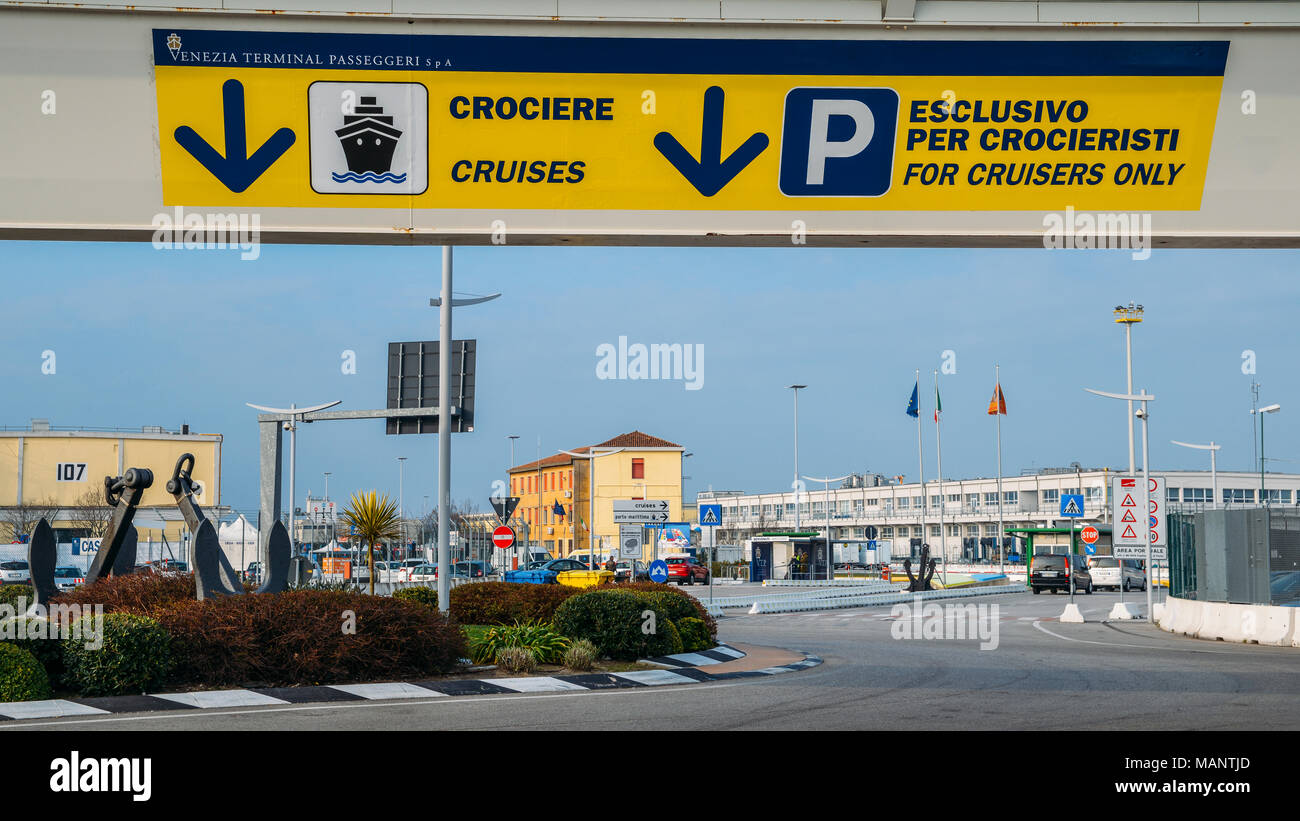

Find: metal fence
[1168,509,1300,606]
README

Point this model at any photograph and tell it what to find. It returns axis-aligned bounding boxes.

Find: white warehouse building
[699,467,1300,562]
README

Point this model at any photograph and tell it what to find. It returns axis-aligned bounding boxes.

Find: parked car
[1270,571,1300,606]
[1030,553,1092,594]
[406,564,438,584]
[454,560,493,579]
[503,558,612,586]
[139,559,189,575]
[53,566,85,591]
[245,561,263,583]
[665,554,709,585]
[614,559,649,583]
[0,560,31,585]
[1086,556,1147,591]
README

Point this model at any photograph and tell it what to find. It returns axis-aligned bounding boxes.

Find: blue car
[503,558,589,585]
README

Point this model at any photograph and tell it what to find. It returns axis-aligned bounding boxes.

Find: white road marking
[0,683,742,729]
[156,690,290,709]
[0,699,109,720]
[331,683,449,700]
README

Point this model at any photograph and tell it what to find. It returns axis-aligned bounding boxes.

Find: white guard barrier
[747,583,1017,615]
[1158,596,1299,647]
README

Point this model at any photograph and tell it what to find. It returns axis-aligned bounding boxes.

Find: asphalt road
[6,589,1298,731]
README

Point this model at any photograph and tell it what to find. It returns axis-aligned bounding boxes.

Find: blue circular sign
[648,560,669,583]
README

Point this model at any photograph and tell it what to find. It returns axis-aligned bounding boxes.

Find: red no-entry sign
[492,525,515,550]
[1080,525,1100,545]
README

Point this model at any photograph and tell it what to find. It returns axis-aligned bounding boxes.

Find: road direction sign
[699,504,721,526]
[619,525,643,560]
[1060,494,1084,518]
[648,560,669,584]
[492,525,515,550]
[612,500,670,524]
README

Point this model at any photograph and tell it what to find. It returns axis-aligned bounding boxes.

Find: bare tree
[0,496,61,542]
[63,487,114,539]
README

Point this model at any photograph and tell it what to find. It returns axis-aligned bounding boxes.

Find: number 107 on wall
[55,463,88,481]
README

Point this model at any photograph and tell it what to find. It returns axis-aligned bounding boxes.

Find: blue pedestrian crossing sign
[648,560,669,583]
[699,504,721,527]
[1060,494,1084,518]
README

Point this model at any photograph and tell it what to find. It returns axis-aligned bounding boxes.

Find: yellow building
[508,431,683,560]
[0,423,223,544]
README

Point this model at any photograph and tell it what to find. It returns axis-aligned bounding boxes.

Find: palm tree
[340,490,401,595]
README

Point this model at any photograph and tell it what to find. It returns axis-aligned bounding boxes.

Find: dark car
[614,559,649,583]
[665,555,709,585]
[1031,553,1092,595]
[454,560,492,578]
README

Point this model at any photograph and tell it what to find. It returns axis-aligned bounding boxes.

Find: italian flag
[934,386,942,422]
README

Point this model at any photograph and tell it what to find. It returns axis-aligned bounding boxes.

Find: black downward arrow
[654,86,769,197]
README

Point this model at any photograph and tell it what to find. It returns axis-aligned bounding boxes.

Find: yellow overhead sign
[153,30,1227,212]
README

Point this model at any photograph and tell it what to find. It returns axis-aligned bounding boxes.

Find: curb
[0,644,822,722]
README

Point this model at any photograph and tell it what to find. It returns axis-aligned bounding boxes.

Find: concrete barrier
[747,584,1017,615]
[1157,596,1299,647]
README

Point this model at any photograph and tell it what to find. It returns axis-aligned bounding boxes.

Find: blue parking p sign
[779,87,899,197]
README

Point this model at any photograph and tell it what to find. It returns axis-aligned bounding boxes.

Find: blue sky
[1,241,1295,518]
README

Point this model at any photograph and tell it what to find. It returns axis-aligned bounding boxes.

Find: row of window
[1165,487,1294,505]
[510,458,647,496]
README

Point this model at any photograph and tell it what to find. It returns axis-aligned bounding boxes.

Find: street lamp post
[1170,441,1220,510]
[559,447,624,566]
[789,385,806,533]
[508,435,520,571]
[397,456,407,559]
[429,246,501,612]
[1250,404,1282,506]
[802,474,850,581]
[1086,387,1156,623]
[1114,303,1144,476]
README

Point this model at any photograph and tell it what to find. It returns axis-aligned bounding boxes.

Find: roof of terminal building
[508,431,681,473]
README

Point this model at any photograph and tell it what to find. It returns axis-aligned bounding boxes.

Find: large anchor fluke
[168,453,241,596]
[26,519,58,610]
[255,520,291,594]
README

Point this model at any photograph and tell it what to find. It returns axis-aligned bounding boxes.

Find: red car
[665,555,709,585]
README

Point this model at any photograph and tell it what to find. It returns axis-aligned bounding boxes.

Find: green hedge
[62,613,174,698]
[676,617,712,652]
[0,616,65,684]
[450,582,580,626]
[552,590,679,661]
[602,582,717,642]
[0,643,51,703]
[0,584,34,609]
[393,586,438,609]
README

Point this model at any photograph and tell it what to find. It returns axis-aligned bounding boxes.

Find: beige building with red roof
[506,431,684,560]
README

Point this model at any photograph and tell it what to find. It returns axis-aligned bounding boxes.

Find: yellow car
[556,569,615,588]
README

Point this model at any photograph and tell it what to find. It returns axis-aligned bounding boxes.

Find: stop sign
[492,525,515,550]
[1080,525,1100,545]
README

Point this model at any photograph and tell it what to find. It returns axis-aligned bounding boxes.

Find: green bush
[0,584,34,609]
[676,617,712,652]
[469,620,570,665]
[610,582,717,641]
[563,639,598,671]
[62,613,173,697]
[0,643,52,703]
[450,582,580,626]
[0,616,65,684]
[393,586,438,609]
[553,590,678,661]
[661,619,684,656]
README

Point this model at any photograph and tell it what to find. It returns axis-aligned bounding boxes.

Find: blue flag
[552,501,566,518]
[906,382,919,418]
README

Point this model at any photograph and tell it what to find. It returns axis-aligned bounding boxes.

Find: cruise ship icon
[333,96,407,183]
